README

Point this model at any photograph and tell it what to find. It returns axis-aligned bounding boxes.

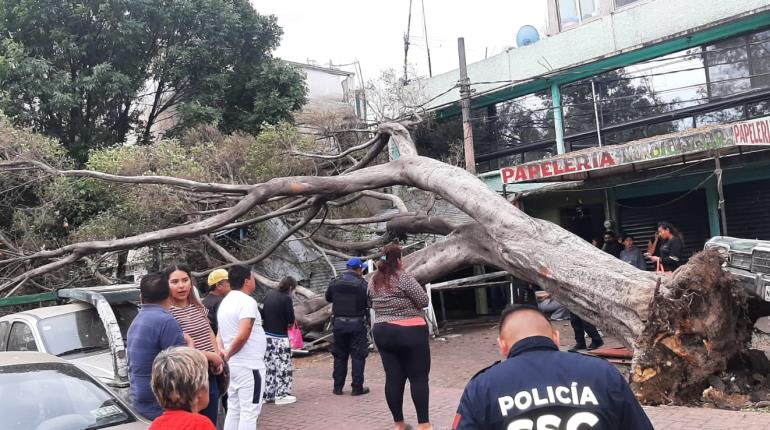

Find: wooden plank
[0,291,59,307]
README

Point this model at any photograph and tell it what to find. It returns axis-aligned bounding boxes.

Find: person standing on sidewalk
[325,257,370,396]
[165,263,224,426]
[262,276,298,405]
[453,305,653,430]
[369,244,433,430]
[204,269,231,334]
[620,234,647,270]
[127,273,189,420]
[218,265,267,430]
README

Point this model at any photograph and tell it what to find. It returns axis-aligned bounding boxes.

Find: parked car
[704,236,770,301]
[0,351,148,429]
[0,285,140,401]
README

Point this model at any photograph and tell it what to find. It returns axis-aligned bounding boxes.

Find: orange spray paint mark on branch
[288,182,306,194]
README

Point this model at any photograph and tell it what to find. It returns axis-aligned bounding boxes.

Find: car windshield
[38,309,110,356]
[0,362,134,430]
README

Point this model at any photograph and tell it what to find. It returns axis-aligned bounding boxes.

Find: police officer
[453,304,653,430]
[325,257,370,396]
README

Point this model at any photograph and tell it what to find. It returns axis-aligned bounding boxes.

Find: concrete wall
[303,68,351,103]
[420,0,770,110]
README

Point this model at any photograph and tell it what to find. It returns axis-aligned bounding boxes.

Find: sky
[253,0,549,85]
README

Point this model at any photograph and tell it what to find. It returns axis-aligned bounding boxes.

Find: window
[7,322,38,352]
[615,0,642,8]
[558,0,597,30]
[0,321,9,351]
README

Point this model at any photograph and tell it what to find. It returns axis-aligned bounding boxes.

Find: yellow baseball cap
[207,269,229,286]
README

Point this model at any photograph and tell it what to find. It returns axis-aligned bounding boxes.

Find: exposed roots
[631,249,754,404]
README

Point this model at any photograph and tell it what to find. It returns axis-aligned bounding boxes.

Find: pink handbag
[288,321,303,349]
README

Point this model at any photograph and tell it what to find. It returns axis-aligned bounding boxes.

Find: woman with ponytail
[369,244,433,430]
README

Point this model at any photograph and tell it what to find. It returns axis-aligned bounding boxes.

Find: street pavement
[259,322,770,429]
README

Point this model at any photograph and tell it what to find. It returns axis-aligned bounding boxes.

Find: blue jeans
[200,373,219,425]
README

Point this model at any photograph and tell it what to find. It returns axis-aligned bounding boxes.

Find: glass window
[695,106,746,126]
[705,36,751,98]
[749,30,770,90]
[615,0,642,8]
[0,363,133,430]
[749,100,770,119]
[7,322,38,352]
[579,0,598,19]
[0,321,9,351]
[38,310,110,356]
[558,0,580,30]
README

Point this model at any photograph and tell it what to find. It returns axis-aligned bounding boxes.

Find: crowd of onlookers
[127,235,665,429]
[535,221,684,352]
[127,264,297,430]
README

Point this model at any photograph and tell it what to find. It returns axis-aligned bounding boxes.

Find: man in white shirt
[218,265,267,430]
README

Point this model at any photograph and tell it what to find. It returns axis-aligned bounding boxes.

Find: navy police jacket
[453,336,653,430]
[325,270,368,317]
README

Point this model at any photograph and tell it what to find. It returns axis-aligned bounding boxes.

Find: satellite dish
[516,25,540,47]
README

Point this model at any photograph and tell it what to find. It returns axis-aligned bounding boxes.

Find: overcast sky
[253,1,549,84]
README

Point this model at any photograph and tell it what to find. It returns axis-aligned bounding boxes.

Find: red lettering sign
[552,160,564,175]
[541,162,552,177]
[501,168,515,184]
[564,159,575,173]
[527,164,540,180]
[600,152,616,168]
[514,166,528,181]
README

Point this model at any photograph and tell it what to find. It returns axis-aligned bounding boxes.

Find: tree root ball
[631,250,754,404]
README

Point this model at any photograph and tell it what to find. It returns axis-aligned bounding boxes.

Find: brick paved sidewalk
[257,322,770,429]
[260,376,770,429]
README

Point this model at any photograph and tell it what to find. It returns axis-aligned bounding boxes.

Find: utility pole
[421,0,432,77]
[403,0,413,84]
[458,37,476,174]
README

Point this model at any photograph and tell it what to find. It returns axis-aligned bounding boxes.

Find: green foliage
[0,0,307,164]
[244,122,317,182]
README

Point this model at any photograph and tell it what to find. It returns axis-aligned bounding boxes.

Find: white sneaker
[274,395,297,405]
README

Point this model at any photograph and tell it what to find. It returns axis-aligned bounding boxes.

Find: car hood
[67,351,116,382]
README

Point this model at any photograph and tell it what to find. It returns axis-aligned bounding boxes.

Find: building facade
[419,0,770,265]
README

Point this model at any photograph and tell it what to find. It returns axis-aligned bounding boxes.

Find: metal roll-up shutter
[725,178,770,240]
[617,189,711,266]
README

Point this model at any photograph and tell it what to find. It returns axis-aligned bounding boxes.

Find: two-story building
[418,0,770,263]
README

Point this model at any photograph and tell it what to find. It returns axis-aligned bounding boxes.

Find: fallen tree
[0,121,759,404]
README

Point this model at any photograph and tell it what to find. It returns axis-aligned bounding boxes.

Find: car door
[0,320,10,351]
[6,321,40,352]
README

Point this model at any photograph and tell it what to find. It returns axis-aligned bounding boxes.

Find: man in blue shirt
[127,272,188,419]
[453,305,653,430]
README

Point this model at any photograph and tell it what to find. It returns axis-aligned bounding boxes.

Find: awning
[500,116,770,184]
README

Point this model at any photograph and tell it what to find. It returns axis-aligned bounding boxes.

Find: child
[149,346,216,430]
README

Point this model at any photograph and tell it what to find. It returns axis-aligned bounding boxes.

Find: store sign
[732,117,770,145]
[500,117,770,184]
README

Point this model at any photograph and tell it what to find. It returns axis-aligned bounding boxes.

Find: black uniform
[454,336,653,430]
[325,270,369,392]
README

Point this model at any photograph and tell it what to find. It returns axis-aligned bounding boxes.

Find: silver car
[0,285,139,401]
[0,351,148,429]
[704,236,770,301]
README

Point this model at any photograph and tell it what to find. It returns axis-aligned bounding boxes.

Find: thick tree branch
[0,160,253,195]
[290,132,381,160]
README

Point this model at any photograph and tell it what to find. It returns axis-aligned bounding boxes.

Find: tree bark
[0,122,753,404]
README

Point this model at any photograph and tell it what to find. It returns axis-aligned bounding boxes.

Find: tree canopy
[0,0,307,163]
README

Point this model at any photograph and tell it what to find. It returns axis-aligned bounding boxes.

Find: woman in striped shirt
[165,264,224,426]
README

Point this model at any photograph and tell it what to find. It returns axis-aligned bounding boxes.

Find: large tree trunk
[1,122,753,404]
